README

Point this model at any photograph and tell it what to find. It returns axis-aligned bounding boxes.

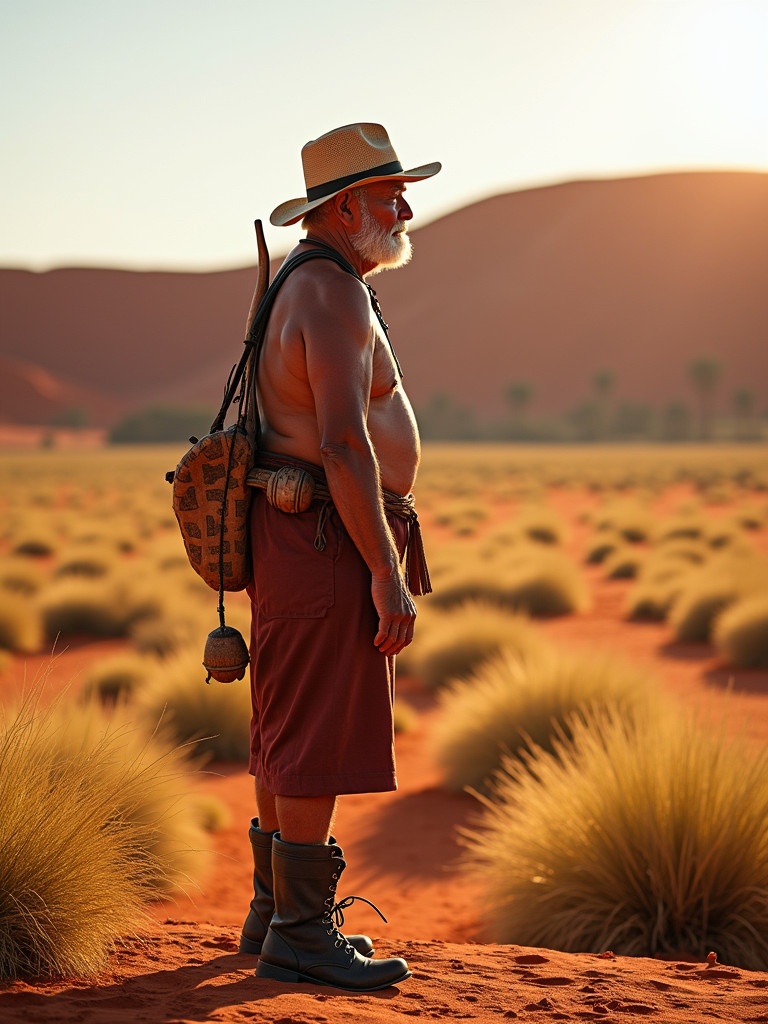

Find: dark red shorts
[246,491,407,797]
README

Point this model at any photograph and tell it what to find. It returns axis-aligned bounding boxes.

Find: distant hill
[1,171,767,429]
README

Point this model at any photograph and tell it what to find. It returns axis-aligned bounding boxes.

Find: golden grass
[585,533,621,565]
[713,593,768,668]
[603,546,646,580]
[593,499,652,542]
[510,506,568,546]
[405,601,547,690]
[0,557,46,596]
[39,572,164,641]
[462,706,768,968]
[668,551,768,642]
[434,649,659,792]
[82,651,156,702]
[429,546,590,617]
[52,543,118,579]
[0,686,211,980]
[0,591,43,653]
[135,651,252,761]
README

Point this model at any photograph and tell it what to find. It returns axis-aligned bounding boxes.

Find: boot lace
[322,874,388,953]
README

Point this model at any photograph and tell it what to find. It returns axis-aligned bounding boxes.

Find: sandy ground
[1,485,767,1023]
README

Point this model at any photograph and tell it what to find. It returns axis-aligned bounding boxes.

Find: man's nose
[398,199,413,221]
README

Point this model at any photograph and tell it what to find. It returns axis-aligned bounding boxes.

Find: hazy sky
[2,0,767,270]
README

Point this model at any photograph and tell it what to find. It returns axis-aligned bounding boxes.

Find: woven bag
[171,423,253,591]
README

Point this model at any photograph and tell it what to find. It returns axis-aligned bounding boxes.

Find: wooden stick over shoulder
[245,219,270,337]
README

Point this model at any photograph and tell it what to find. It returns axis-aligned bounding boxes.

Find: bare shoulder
[282,256,371,342]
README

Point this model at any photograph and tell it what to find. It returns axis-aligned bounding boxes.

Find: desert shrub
[462,707,768,969]
[193,792,232,832]
[135,652,252,761]
[130,612,205,658]
[603,546,645,580]
[511,506,567,546]
[714,594,768,668]
[434,650,658,792]
[625,580,683,621]
[593,501,651,542]
[39,574,163,641]
[11,534,57,558]
[82,652,155,702]
[0,690,209,979]
[431,549,589,617]
[585,534,620,565]
[650,538,708,565]
[654,515,706,543]
[0,592,43,653]
[53,545,117,579]
[668,554,766,642]
[733,505,766,531]
[406,602,547,690]
[624,547,708,622]
[0,558,45,596]
[41,697,215,894]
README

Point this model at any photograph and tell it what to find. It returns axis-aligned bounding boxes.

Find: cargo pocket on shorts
[254,511,336,619]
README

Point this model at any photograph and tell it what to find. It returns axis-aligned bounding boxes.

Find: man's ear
[331,189,358,227]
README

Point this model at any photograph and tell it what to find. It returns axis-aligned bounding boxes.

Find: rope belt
[246,452,432,596]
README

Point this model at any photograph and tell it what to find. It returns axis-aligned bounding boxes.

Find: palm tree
[688,358,722,440]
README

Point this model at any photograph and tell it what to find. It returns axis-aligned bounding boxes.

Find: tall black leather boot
[239,820,374,957]
[255,835,410,991]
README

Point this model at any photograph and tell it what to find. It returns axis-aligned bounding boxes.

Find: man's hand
[371,570,416,656]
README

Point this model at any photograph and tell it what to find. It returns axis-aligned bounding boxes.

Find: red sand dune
[2,486,767,1021]
[2,171,767,427]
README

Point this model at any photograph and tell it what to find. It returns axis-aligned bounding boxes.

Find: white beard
[350,195,412,276]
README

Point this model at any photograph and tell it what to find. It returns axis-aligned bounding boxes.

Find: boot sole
[239,935,375,958]
[256,959,411,992]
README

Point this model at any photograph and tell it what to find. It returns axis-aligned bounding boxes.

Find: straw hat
[270,122,441,227]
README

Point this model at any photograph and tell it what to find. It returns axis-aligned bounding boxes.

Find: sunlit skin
[255,180,421,841]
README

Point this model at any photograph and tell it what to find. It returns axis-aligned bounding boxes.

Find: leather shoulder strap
[209,248,348,433]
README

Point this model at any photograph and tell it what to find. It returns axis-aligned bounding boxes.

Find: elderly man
[240,123,440,992]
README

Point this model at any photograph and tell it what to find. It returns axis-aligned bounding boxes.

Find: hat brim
[269,161,442,227]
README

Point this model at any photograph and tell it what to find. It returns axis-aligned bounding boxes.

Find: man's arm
[300,267,416,656]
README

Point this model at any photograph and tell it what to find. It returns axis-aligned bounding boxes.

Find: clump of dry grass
[39,573,163,641]
[593,500,652,543]
[433,498,489,536]
[713,593,768,667]
[585,533,621,565]
[45,696,217,895]
[135,651,252,761]
[82,652,155,702]
[462,706,768,969]
[603,546,646,580]
[624,544,706,622]
[433,650,658,792]
[430,547,590,617]
[0,592,43,653]
[53,544,117,579]
[10,530,58,558]
[654,513,706,544]
[0,689,201,979]
[511,506,567,546]
[405,601,547,690]
[668,552,767,642]
[0,557,45,596]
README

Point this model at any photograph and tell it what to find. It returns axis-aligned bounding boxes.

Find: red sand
[2,487,768,1022]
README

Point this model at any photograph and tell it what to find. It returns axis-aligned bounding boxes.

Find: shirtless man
[240,124,440,992]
